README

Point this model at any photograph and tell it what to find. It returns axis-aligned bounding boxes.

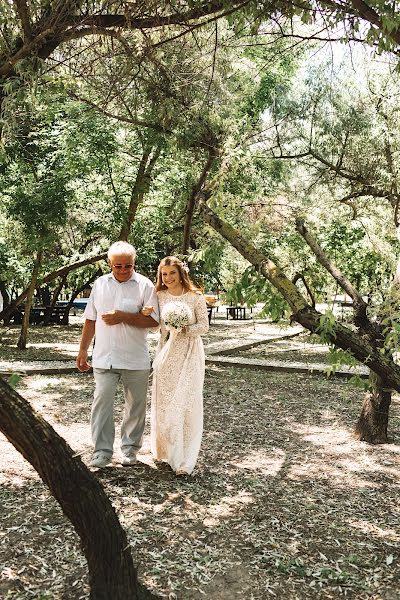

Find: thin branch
[292,272,316,308]
[138,1,252,50]
[104,153,120,204]
[203,22,218,105]
[295,217,368,317]
[68,92,173,134]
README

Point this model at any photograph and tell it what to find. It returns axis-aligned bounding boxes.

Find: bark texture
[119,144,161,242]
[183,147,218,254]
[355,372,392,443]
[0,378,158,599]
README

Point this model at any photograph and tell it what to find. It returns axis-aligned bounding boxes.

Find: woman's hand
[141,305,154,316]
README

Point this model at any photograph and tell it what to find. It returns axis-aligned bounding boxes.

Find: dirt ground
[0,324,400,599]
[235,334,333,365]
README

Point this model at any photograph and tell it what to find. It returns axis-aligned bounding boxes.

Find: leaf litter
[0,324,399,599]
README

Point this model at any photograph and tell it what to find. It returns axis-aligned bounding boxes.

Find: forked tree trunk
[0,377,157,600]
[43,275,67,325]
[61,269,102,325]
[355,372,391,443]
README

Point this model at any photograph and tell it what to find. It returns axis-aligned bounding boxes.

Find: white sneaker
[90,452,112,468]
[121,454,137,467]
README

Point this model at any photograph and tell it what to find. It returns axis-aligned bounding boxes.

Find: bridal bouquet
[153,302,192,372]
[162,301,191,331]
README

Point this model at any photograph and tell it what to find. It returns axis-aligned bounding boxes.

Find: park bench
[11,305,69,325]
[226,306,247,320]
[205,294,218,324]
[332,295,369,319]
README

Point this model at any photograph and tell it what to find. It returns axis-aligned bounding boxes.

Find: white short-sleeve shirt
[83,271,159,370]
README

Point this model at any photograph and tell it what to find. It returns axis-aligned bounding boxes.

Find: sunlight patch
[204,491,255,524]
[349,519,400,542]
[291,422,355,447]
[27,342,78,352]
[231,448,285,476]
[27,377,65,389]
[287,461,380,488]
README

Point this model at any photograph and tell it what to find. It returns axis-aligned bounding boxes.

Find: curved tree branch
[198,198,400,392]
[0,253,107,322]
[295,217,369,322]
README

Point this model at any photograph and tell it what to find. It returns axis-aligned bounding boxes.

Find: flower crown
[180,261,190,273]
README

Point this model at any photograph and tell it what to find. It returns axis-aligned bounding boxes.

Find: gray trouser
[91,368,150,456]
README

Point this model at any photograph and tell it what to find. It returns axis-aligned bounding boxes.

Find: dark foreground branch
[0,377,158,599]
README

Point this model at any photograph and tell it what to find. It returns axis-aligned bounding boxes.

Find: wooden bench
[46,305,69,324]
[11,305,69,325]
[226,306,247,320]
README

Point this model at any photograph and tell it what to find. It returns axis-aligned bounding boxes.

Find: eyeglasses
[112,264,134,270]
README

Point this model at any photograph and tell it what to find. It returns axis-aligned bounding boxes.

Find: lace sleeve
[185,294,209,337]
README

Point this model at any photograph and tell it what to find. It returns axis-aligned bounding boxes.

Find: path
[0,319,368,379]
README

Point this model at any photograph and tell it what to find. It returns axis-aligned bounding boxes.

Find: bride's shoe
[176,469,190,477]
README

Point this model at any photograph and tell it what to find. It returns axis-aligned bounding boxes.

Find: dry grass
[0,324,399,599]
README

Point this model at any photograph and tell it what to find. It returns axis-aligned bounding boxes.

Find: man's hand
[102,310,125,325]
[76,350,91,372]
[101,310,158,328]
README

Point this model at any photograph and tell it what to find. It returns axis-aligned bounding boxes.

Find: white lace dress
[151,290,209,474]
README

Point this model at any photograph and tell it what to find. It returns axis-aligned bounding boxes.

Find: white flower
[181,261,190,273]
[162,301,191,330]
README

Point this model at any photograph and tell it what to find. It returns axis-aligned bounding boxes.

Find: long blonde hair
[156,256,202,293]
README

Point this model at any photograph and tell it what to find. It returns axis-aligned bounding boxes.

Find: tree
[183,46,400,443]
[0,377,157,599]
[0,96,75,345]
[259,53,400,442]
[3,3,400,595]
[3,1,400,135]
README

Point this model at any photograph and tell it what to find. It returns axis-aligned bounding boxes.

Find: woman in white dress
[142,256,209,476]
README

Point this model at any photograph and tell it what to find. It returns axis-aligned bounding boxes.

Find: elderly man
[76,241,159,468]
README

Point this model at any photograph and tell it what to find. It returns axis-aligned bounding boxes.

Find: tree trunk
[0,252,107,324]
[43,275,67,325]
[0,280,9,323]
[17,250,42,350]
[0,377,158,600]
[355,372,391,443]
[182,147,218,254]
[198,199,400,392]
[119,144,161,241]
[61,269,102,324]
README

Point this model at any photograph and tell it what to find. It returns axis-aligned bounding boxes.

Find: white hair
[107,241,137,261]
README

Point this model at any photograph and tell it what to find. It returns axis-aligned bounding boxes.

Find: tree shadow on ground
[0,368,399,599]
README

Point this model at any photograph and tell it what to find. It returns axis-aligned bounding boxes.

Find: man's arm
[102,311,158,328]
[76,319,96,371]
